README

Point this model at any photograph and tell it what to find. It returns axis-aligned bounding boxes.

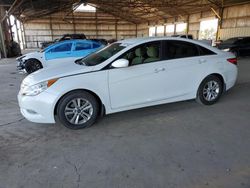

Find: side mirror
[111,59,129,68]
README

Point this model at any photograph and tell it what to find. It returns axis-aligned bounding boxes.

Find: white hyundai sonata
[18,37,238,129]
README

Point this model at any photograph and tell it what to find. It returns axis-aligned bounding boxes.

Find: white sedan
[18,37,238,129]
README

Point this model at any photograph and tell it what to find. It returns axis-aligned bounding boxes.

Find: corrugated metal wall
[220,4,250,39]
[23,11,137,48]
[143,4,250,40]
[23,3,250,48]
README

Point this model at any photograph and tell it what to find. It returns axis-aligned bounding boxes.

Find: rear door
[72,41,96,58]
[160,40,217,98]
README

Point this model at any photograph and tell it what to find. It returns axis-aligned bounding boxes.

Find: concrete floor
[0,57,249,188]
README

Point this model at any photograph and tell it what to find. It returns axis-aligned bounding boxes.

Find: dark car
[218,37,250,57]
[171,34,193,39]
[41,34,86,49]
[90,38,108,46]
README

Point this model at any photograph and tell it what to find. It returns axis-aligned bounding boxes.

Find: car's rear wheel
[57,91,99,129]
[25,59,43,74]
[196,75,223,105]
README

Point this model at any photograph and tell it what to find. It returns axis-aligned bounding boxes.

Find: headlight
[223,48,230,52]
[17,55,26,62]
[21,79,58,96]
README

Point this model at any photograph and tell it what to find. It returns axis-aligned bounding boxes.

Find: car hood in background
[23,62,95,85]
[16,51,42,61]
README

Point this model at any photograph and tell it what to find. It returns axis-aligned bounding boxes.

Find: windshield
[79,43,126,66]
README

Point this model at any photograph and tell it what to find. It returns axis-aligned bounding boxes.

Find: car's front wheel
[25,59,43,74]
[57,91,99,129]
[196,75,223,105]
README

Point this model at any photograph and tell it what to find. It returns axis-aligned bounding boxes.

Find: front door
[45,42,73,60]
[108,41,169,109]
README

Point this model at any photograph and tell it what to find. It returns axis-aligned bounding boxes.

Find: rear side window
[235,39,244,45]
[51,43,72,52]
[93,43,101,48]
[242,38,250,45]
[164,40,199,59]
[75,42,91,51]
[198,46,216,56]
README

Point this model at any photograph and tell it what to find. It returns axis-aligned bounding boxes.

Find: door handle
[154,68,166,73]
[199,59,206,64]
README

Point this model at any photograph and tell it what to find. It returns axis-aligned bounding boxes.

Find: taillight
[227,58,237,65]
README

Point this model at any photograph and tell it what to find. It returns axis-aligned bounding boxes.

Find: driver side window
[50,43,72,53]
[121,41,161,66]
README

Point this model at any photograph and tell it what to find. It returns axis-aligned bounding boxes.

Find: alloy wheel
[203,80,220,101]
[64,98,93,125]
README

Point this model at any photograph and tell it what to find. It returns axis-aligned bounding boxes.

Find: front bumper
[16,59,25,70]
[17,91,58,124]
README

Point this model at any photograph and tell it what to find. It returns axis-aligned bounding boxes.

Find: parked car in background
[107,39,117,44]
[90,38,108,46]
[17,39,103,73]
[218,36,250,57]
[6,40,22,57]
[18,37,237,129]
[172,34,194,39]
[41,34,86,49]
[172,34,213,46]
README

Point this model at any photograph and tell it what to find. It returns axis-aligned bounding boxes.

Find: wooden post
[164,19,167,36]
[186,15,190,35]
[14,17,20,44]
[95,11,98,38]
[115,20,118,40]
[72,12,76,34]
[19,21,25,49]
[0,23,7,57]
[174,17,177,35]
[135,24,138,37]
[49,16,54,40]
[7,16,13,41]
[216,8,224,41]
[22,22,27,48]
[147,21,150,36]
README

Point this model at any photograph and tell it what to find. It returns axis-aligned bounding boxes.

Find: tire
[57,91,99,129]
[196,75,223,105]
[25,59,43,74]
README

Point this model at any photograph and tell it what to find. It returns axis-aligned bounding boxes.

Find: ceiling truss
[1,0,250,24]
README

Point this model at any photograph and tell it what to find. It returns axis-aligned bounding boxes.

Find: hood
[22,62,95,86]
[16,51,43,61]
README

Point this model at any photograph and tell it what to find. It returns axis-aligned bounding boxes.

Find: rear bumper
[224,66,238,91]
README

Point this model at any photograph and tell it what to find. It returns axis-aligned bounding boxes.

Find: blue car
[16,39,104,73]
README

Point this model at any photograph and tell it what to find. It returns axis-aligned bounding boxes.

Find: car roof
[44,39,101,51]
[116,37,221,54]
[119,37,206,46]
[227,36,250,40]
[119,37,199,44]
[58,39,96,43]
